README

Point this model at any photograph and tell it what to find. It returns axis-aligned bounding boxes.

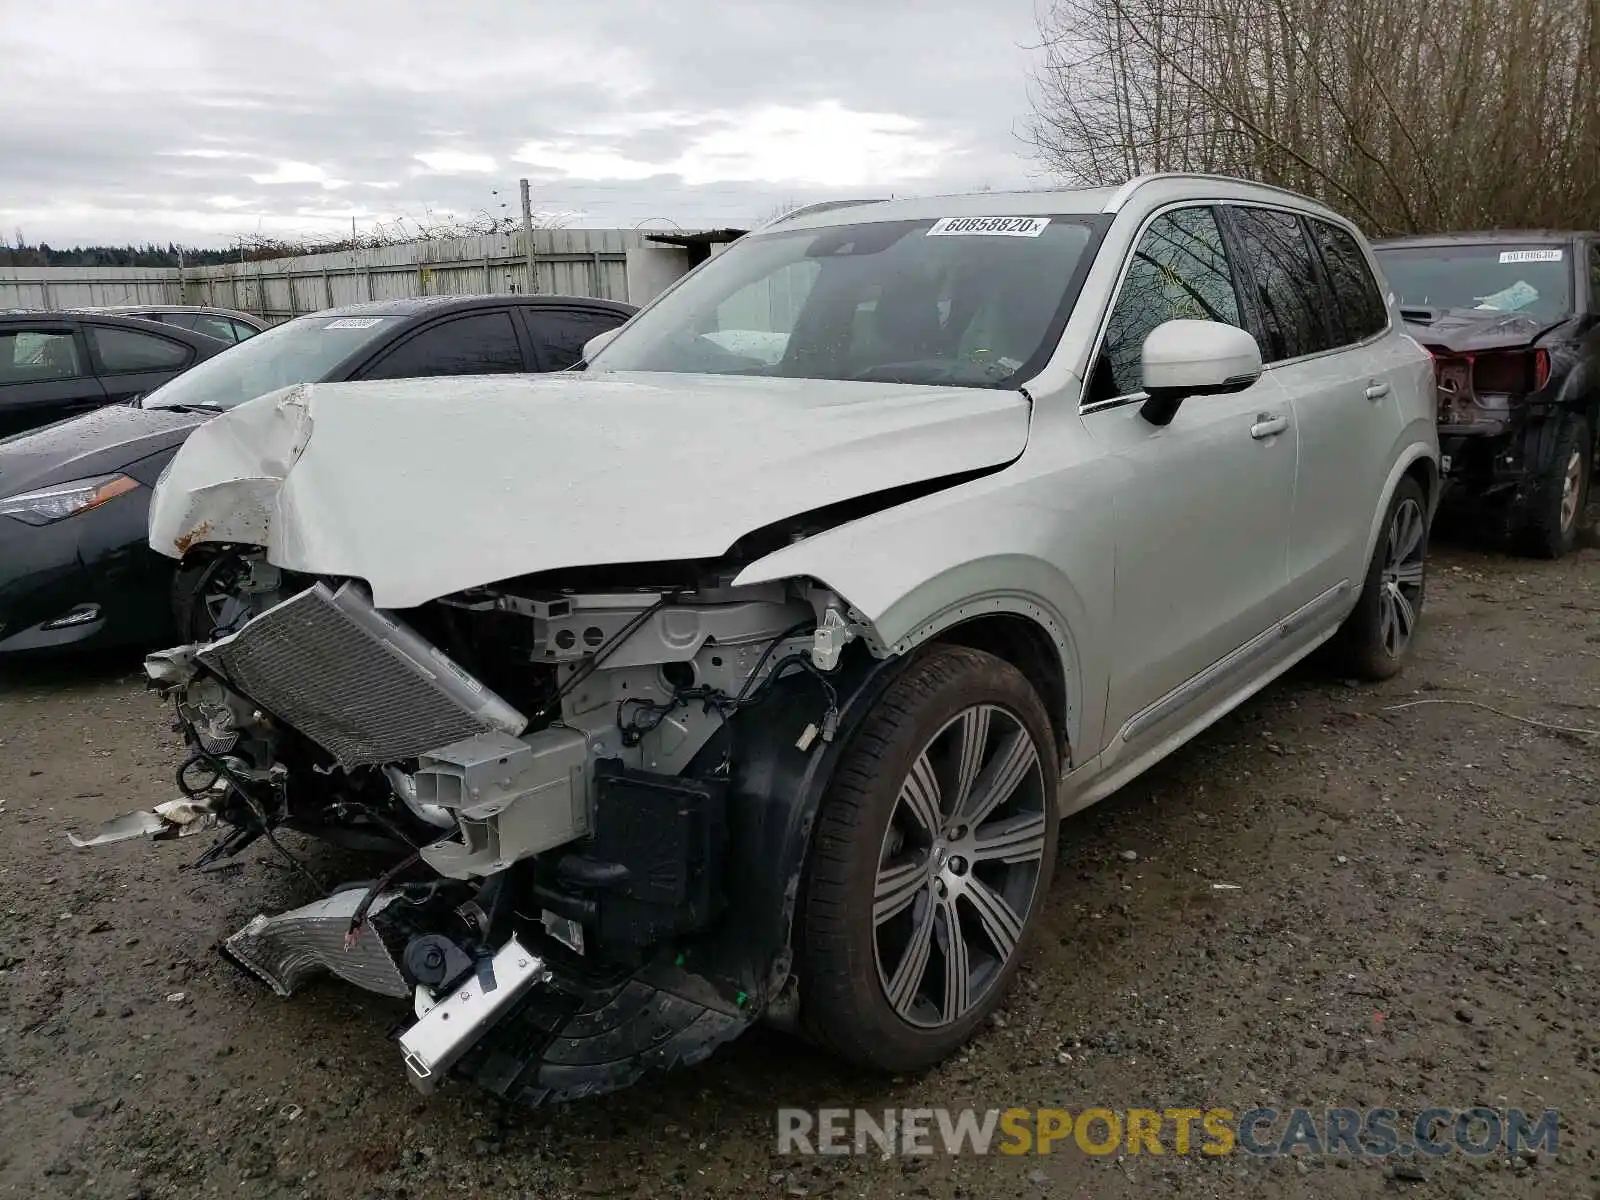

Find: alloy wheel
[1378,496,1426,659]
[872,704,1048,1029]
[194,554,253,641]
[1559,447,1584,534]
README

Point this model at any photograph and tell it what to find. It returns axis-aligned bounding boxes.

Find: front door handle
[1364,380,1391,400]
[1250,413,1289,440]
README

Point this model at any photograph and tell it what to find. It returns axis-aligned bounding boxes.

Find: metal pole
[520,178,536,294]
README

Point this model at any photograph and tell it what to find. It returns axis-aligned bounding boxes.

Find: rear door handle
[1364,380,1391,400]
[1250,413,1289,440]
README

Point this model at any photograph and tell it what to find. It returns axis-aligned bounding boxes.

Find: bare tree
[1026,0,1600,235]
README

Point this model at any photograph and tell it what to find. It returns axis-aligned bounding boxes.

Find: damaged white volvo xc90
[84,175,1438,1105]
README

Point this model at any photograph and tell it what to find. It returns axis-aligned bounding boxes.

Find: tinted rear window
[0,330,82,382]
[359,311,524,380]
[89,326,191,372]
[1231,208,1335,362]
[532,307,629,370]
[1311,221,1388,343]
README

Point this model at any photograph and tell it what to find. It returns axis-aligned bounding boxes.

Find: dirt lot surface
[2,537,1597,1199]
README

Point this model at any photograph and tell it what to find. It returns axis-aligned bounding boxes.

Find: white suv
[109,174,1437,1105]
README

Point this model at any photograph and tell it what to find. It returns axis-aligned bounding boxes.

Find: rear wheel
[1512,413,1590,559]
[1327,476,1428,681]
[798,645,1059,1072]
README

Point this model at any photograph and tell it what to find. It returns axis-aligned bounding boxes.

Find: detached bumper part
[66,794,221,848]
[401,936,549,1092]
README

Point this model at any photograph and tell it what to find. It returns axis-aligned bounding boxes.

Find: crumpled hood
[148,371,1030,608]
[0,403,208,495]
[1400,308,1567,353]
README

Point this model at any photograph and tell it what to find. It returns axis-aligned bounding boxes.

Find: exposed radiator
[221,888,411,998]
[197,581,526,768]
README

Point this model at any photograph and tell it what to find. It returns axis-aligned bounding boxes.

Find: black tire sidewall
[798,645,1060,1072]
[1336,475,1429,681]
[1519,414,1590,557]
[1557,416,1592,545]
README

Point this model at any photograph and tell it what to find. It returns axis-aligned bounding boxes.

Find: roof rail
[752,197,888,233]
[1101,172,1322,214]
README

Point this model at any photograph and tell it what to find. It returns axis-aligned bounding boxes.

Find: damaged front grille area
[197,581,527,768]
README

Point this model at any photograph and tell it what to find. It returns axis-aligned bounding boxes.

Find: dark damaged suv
[1373,233,1597,557]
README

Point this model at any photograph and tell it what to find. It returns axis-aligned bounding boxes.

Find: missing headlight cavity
[660,660,696,690]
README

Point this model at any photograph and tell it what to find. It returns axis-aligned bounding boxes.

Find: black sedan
[0,294,634,655]
[0,312,230,439]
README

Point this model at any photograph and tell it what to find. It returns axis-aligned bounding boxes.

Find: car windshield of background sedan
[1375,245,1574,323]
[141,314,397,411]
[590,216,1096,388]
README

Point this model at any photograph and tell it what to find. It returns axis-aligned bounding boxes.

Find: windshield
[590,216,1097,388]
[1375,244,1573,323]
[141,313,397,410]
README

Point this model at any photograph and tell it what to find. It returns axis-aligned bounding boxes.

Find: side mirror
[1138,319,1263,426]
[581,328,620,364]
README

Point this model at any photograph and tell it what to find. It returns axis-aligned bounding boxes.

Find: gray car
[70,304,265,344]
[80,173,1437,1107]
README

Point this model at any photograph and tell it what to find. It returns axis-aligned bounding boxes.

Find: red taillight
[1534,347,1551,389]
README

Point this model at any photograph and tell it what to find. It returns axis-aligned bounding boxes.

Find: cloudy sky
[0,0,1050,248]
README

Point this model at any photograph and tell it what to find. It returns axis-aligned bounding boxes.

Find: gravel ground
[1,537,1597,1199]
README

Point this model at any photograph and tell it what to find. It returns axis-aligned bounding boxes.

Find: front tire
[170,551,252,643]
[798,645,1059,1073]
[1328,475,1429,681]
[1512,413,1591,559]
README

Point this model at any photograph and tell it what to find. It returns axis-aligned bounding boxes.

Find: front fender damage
[148,382,313,560]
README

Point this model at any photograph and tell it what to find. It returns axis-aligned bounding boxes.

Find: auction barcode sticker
[325,317,384,329]
[927,216,1051,238]
[1499,249,1563,263]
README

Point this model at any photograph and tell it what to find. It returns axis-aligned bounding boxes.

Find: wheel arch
[1364,439,1440,571]
[739,552,1096,766]
[708,614,1073,1011]
[925,612,1070,767]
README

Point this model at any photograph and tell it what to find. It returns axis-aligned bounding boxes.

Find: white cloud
[247,161,349,189]
[512,141,664,183]
[414,150,498,174]
[681,102,949,186]
[515,101,951,188]
[0,0,1042,245]
[162,148,258,161]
